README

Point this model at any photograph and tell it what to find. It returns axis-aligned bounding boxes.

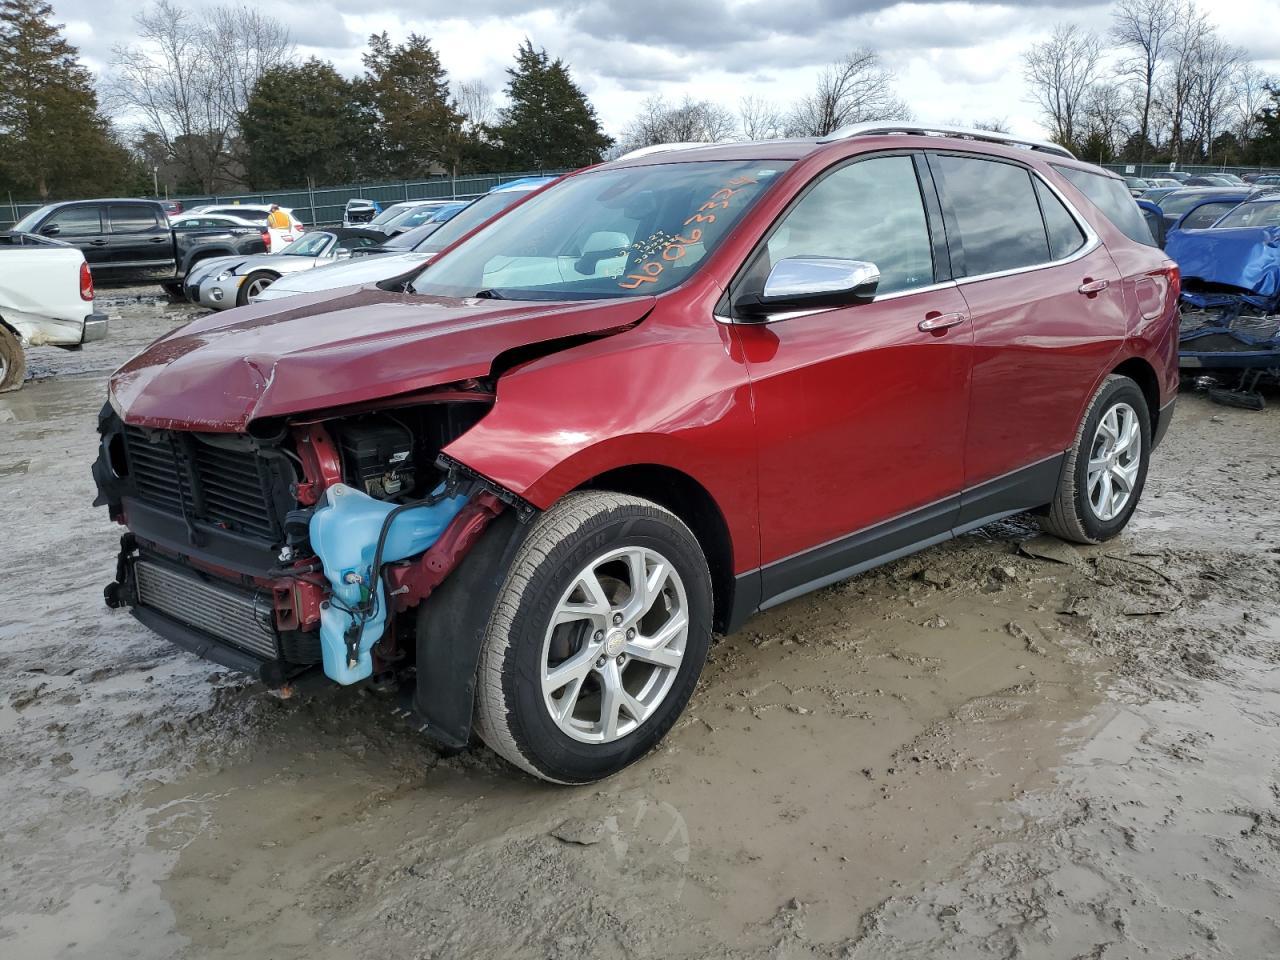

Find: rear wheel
[237,271,277,306]
[475,492,712,783]
[1040,375,1151,543]
[0,325,26,393]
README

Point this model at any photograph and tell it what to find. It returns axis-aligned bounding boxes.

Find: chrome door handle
[1078,278,1110,294]
[918,312,968,332]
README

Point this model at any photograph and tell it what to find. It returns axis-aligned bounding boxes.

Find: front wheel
[475,492,712,783]
[1040,374,1152,544]
[237,271,277,306]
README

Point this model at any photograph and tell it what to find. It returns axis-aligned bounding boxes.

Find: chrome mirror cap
[762,257,880,300]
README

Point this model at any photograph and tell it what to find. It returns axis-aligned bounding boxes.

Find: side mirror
[334,248,353,260]
[40,223,61,237]
[737,257,880,319]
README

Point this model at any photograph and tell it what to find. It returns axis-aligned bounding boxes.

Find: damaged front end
[91,386,517,711]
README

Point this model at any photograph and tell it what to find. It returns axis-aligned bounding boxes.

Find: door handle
[88,239,108,246]
[1078,278,1110,295]
[148,237,166,243]
[918,311,968,332]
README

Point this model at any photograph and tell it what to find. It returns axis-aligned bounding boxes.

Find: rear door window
[108,205,161,233]
[930,155,1049,276]
[1054,165,1158,246]
[738,154,935,302]
[1033,179,1086,260]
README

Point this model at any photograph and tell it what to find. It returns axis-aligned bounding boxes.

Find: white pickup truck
[0,232,108,391]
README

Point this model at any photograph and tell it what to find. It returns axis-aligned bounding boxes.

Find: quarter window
[739,154,935,304]
[932,155,1049,276]
[1054,165,1157,247]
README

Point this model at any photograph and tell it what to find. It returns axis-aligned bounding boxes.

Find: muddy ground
[2,293,1279,959]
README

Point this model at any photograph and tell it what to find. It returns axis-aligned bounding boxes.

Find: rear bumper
[82,312,108,343]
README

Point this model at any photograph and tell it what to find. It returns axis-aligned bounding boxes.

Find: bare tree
[971,117,1011,133]
[1111,0,1175,161]
[1235,62,1270,145]
[786,49,910,137]
[453,79,496,132]
[739,95,784,140]
[1160,0,1212,163]
[109,0,292,192]
[621,95,738,149]
[1022,23,1104,151]
[1188,34,1243,162]
[1083,82,1131,159]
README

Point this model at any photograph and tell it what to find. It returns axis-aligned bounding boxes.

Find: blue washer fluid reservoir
[309,483,469,685]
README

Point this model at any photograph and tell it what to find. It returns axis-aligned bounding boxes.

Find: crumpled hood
[110,286,654,431]
[1165,225,1280,302]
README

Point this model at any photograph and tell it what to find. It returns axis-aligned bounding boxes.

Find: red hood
[111,286,654,431]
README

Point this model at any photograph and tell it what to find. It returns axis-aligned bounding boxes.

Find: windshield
[11,206,53,233]
[383,222,441,250]
[413,161,789,301]
[370,203,418,226]
[278,232,331,256]
[1215,200,1280,229]
[387,204,451,230]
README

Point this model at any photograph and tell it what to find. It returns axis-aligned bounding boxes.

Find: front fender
[442,318,761,575]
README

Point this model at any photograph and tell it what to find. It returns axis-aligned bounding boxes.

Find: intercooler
[133,558,279,660]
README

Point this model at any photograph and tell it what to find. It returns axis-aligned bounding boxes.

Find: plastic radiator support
[309,483,468,684]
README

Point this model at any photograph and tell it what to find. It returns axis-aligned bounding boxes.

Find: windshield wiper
[473,288,506,300]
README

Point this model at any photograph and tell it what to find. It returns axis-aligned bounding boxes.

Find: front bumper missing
[106,536,316,686]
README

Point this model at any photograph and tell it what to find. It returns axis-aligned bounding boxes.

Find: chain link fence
[1101,162,1279,179]
[2,169,569,231]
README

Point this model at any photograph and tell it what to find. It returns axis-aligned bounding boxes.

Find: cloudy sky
[51,0,1280,141]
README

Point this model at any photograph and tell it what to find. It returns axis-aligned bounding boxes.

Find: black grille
[123,427,281,540]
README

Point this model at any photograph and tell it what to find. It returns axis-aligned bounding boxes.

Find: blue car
[1168,196,1280,375]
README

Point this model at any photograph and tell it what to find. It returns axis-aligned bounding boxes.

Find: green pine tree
[359,32,462,179]
[0,0,131,199]
[241,58,370,189]
[495,40,613,170]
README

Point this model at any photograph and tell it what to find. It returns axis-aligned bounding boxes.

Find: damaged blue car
[1167,196,1280,387]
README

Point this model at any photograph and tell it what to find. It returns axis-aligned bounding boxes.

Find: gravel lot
[2,293,1279,959]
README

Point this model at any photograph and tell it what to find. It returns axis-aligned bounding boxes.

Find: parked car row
[92,125,1181,784]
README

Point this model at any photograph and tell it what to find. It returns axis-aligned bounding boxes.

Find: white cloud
[48,0,1280,141]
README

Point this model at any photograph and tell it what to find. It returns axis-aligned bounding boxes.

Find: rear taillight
[79,261,94,301]
[262,230,271,252]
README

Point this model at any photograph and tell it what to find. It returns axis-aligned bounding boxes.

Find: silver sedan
[183,228,386,310]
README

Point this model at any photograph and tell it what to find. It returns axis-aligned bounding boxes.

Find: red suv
[93,125,1179,783]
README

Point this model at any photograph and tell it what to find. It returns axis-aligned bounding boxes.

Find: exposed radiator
[134,558,278,660]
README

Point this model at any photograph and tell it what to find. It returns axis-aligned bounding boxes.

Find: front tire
[475,492,712,784]
[1041,374,1151,544]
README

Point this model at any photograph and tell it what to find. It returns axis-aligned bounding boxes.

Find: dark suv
[94,125,1180,783]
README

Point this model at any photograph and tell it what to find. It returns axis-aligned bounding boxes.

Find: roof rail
[615,142,711,162]
[818,122,1076,160]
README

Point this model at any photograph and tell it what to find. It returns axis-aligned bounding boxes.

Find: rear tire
[475,492,712,784]
[237,271,277,306]
[0,325,26,393]
[1040,375,1151,544]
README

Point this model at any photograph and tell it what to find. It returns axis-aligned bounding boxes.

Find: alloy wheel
[539,546,689,744]
[1087,401,1141,522]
